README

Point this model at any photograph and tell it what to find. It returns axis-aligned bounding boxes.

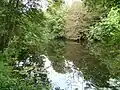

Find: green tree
[0,0,65,89]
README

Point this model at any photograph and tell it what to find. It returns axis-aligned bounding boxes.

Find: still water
[16,40,120,90]
[46,40,120,90]
[43,55,95,90]
[45,41,95,90]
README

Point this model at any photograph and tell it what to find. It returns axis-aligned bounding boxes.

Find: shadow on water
[46,40,120,90]
[64,41,110,88]
[14,40,120,90]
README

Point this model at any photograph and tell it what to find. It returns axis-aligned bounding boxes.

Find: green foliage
[0,52,51,90]
[83,0,120,10]
[0,0,65,89]
[85,0,120,87]
[88,7,120,78]
[46,6,65,39]
[88,7,120,45]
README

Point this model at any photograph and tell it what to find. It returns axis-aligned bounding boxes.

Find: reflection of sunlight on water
[41,55,95,90]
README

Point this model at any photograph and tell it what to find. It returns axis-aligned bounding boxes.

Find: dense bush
[87,3,120,79]
[88,7,120,45]
[0,0,65,89]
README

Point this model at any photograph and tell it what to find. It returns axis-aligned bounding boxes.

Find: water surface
[15,40,120,90]
[46,40,112,90]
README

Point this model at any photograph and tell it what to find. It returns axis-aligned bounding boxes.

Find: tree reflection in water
[14,40,120,90]
[47,40,119,90]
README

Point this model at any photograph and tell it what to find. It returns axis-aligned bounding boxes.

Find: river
[46,40,120,90]
[15,40,120,90]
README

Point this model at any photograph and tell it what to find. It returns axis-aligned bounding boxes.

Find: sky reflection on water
[42,55,95,90]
